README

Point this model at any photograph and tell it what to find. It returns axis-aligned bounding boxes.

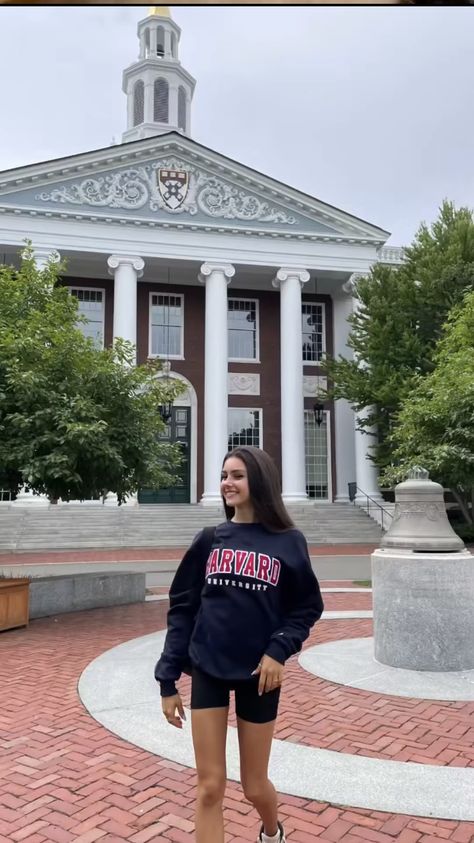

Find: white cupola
[122,7,196,143]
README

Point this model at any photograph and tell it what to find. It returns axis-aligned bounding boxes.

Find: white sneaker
[258,821,286,843]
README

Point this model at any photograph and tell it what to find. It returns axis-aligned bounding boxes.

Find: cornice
[0,203,385,247]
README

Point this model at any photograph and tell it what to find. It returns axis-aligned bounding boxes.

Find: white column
[185,96,191,136]
[144,81,154,125]
[169,85,179,129]
[273,267,310,504]
[164,29,172,59]
[105,255,143,507]
[32,248,60,271]
[344,274,383,504]
[332,291,356,502]
[354,415,382,504]
[107,255,144,361]
[150,26,158,57]
[11,249,61,507]
[199,262,235,506]
[126,83,134,130]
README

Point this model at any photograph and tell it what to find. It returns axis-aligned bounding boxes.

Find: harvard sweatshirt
[155,521,324,697]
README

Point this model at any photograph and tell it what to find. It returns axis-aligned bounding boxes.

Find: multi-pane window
[228,409,261,451]
[133,80,144,126]
[302,303,325,362]
[154,78,169,123]
[304,410,329,500]
[150,294,183,357]
[70,288,104,348]
[228,299,258,360]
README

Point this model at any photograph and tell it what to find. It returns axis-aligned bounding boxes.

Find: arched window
[170,32,176,58]
[178,86,186,132]
[154,78,169,123]
[156,26,165,57]
[133,80,144,126]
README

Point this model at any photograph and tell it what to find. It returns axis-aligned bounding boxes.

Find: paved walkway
[1,583,473,842]
[0,544,378,565]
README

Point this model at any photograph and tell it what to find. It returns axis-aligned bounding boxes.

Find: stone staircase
[0,503,382,552]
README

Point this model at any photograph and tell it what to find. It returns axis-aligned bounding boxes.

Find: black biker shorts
[190,666,280,724]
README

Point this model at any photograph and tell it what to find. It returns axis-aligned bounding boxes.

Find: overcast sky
[1,5,473,246]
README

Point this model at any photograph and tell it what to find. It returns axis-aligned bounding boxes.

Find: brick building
[0,6,404,507]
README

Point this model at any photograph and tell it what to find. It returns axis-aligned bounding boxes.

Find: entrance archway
[138,372,198,504]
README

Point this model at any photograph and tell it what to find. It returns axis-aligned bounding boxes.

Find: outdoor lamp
[158,402,173,424]
[313,400,325,427]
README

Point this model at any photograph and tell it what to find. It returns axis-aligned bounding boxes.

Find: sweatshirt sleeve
[264,530,324,665]
[154,529,211,697]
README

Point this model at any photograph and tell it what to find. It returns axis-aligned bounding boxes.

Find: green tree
[0,246,184,504]
[381,289,474,524]
[322,200,474,472]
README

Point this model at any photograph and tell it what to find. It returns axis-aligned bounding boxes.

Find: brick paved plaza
[1,549,473,843]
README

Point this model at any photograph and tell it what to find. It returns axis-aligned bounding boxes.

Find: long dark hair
[221,446,294,532]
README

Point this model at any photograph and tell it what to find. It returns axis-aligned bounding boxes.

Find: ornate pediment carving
[35,158,297,225]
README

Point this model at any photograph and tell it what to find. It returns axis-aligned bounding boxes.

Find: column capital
[107,255,145,277]
[272,267,310,289]
[30,248,60,270]
[198,262,235,285]
[342,272,367,295]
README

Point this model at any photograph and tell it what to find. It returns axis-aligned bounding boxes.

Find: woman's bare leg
[191,707,229,843]
[237,717,279,836]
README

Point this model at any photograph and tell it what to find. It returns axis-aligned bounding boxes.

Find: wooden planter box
[0,578,30,632]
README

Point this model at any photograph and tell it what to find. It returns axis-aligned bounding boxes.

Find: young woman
[155,446,324,843]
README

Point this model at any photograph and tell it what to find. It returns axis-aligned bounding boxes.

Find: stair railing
[347,482,393,532]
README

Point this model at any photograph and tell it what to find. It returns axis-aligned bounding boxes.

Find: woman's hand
[162,693,186,729]
[251,655,284,696]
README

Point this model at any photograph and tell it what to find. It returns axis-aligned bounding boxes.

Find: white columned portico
[273,267,310,504]
[343,274,383,504]
[107,255,144,361]
[199,262,235,506]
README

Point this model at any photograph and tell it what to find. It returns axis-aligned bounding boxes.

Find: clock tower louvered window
[133,80,144,127]
[154,78,169,123]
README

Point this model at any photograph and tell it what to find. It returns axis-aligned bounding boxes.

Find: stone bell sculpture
[371,467,474,672]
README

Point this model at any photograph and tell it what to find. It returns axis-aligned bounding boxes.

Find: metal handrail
[348,482,393,532]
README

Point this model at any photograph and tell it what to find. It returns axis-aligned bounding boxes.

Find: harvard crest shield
[157,168,189,210]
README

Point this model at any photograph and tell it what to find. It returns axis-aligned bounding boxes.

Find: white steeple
[122,7,196,143]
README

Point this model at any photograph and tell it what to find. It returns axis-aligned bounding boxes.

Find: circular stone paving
[299,636,474,702]
[79,627,474,822]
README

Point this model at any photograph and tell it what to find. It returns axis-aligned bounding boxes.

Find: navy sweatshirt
[154,521,324,697]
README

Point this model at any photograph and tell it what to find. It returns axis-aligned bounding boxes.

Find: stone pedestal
[372,548,474,671]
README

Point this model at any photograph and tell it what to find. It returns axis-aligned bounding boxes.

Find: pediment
[0,132,389,243]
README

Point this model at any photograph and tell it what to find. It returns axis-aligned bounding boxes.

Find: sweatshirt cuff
[159,680,178,697]
[264,639,288,665]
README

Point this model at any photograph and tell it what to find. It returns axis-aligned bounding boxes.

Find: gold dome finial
[148,6,171,18]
